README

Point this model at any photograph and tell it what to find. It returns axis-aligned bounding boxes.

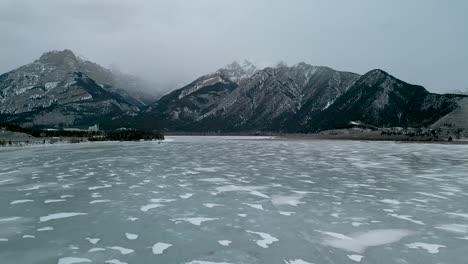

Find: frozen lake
[1,136,468,264]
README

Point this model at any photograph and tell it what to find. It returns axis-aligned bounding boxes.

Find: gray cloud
[1,0,467,93]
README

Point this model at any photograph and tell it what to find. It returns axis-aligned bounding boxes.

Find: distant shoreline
[165,127,468,144]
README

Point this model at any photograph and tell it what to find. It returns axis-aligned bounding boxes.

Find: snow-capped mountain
[140,63,467,132]
[0,50,147,128]
[142,62,360,131]
[142,61,259,128]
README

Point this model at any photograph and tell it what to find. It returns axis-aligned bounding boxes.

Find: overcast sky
[1,0,467,93]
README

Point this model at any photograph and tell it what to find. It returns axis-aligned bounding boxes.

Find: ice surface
[152,242,172,254]
[39,213,87,222]
[1,136,468,263]
[406,242,446,253]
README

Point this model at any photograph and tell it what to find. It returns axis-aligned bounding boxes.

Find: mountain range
[1,49,467,132]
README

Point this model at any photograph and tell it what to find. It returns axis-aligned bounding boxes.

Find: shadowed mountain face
[302,70,464,132]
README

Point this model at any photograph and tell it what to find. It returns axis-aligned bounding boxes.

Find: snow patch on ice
[435,224,468,233]
[88,184,112,190]
[105,260,127,264]
[279,211,296,216]
[85,238,100,244]
[0,217,21,222]
[447,212,468,219]
[88,247,106,252]
[152,242,172,254]
[172,217,219,226]
[90,199,111,204]
[140,204,164,212]
[10,199,34,205]
[125,233,138,240]
[44,199,66,204]
[37,226,54,232]
[218,240,231,246]
[283,259,314,264]
[58,257,92,264]
[180,193,194,199]
[246,230,279,248]
[243,203,264,210]
[380,199,401,205]
[203,203,223,208]
[216,185,269,198]
[323,229,414,253]
[347,255,364,262]
[40,213,87,222]
[271,194,304,207]
[185,261,233,264]
[107,246,134,255]
[388,214,425,225]
[406,242,446,253]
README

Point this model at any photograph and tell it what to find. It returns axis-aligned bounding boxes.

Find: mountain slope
[305,70,464,132]
[0,50,141,128]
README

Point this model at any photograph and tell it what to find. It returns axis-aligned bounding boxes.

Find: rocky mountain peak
[357,69,393,87]
[38,49,79,67]
[218,60,257,83]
